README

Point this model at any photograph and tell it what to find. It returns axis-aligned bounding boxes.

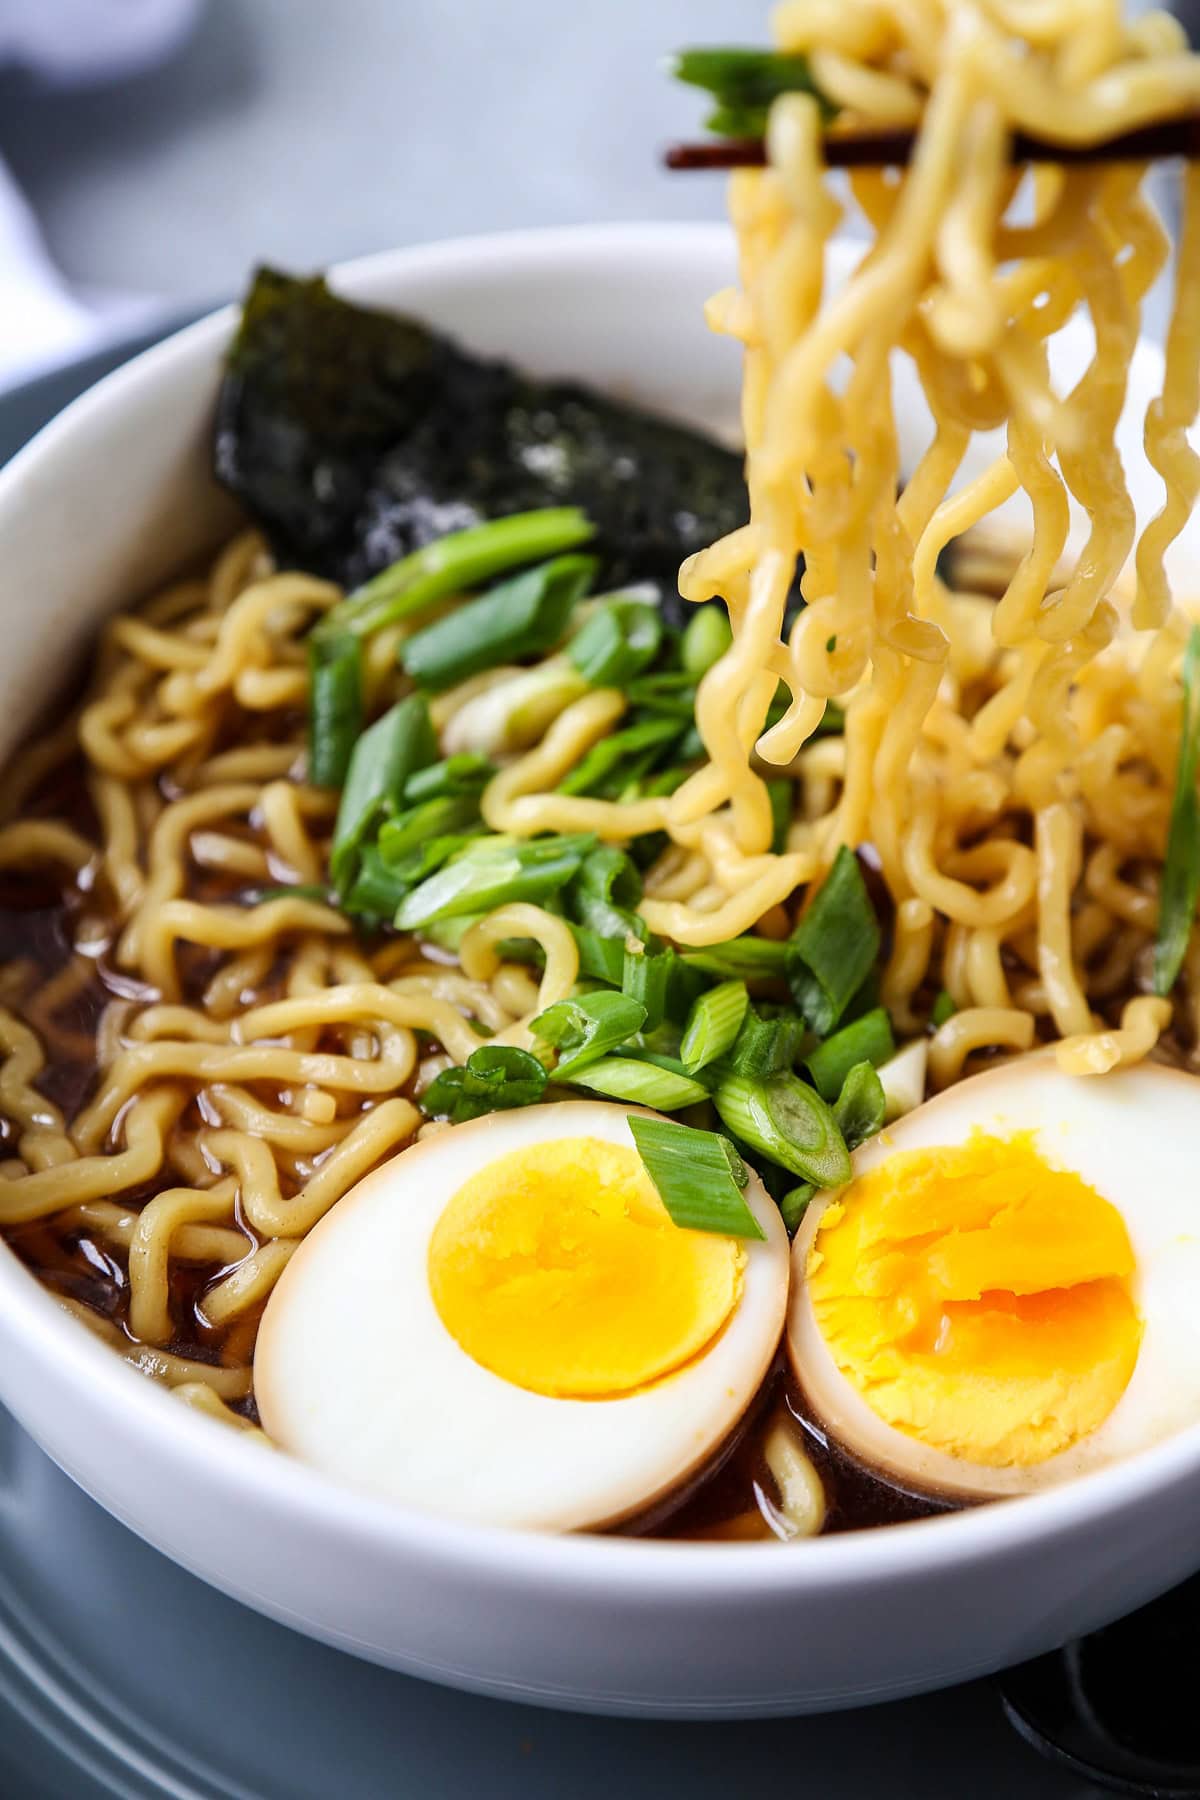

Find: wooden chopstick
[665,116,1200,171]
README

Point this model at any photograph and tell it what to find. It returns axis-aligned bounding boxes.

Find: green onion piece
[532,990,647,1077]
[714,1071,851,1188]
[393,832,595,930]
[377,793,482,863]
[319,508,596,643]
[569,922,628,986]
[805,1006,895,1102]
[399,552,597,693]
[557,715,683,798]
[1153,624,1200,996]
[680,604,733,677]
[562,1055,710,1109]
[930,988,957,1028]
[680,980,749,1073]
[726,1003,809,1080]
[833,1060,886,1152]
[567,846,645,940]
[671,46,831,138]
[681,936,789,981]
[779,1183,815,1236]
[307,630,363,790]
[348,833,473,920]
[402,754,494,803]
[628,1115,764,1240]
[786,847,882,1035]
[330,695,437,892]
[421,1045,547,1124]
[568,597,663,688]
[625,670,697,718]
[621,943,673,1033]
[767,779,792,856]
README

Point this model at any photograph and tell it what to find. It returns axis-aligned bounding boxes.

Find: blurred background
[0,0,1190,395]
[0,0,757,391]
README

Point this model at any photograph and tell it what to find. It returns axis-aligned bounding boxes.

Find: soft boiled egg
[256,1101,789,1531]
[788,1054,1200,1499]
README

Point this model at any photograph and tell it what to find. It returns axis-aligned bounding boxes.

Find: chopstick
[665,116,1200,171]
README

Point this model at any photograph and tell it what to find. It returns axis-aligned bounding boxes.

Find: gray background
[0,0,756,310]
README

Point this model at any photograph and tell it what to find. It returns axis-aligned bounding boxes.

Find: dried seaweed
[214,269,749,613]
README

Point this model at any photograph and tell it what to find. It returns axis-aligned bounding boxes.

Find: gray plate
[0,336,1083,1800]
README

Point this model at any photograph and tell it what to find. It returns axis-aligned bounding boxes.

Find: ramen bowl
[1,224,1199,1717]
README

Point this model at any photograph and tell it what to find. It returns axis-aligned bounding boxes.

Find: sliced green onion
[671,46,831,138]
[1153,624,1200,996]
[566,845,645,940]
[786,847,881,1035]
[569,922,627,986]
[557,715,682,798]
[319,508,595,642]
[833,1060,886,1152]
[307,629,362,790]
[421,1045,547,1123]
[628,1115,764,1240]
[531,991,646,1078]
[347,833,472,919]
[930,988,957,1028]
[625,670,697,718]
[402,754,493,804]
[681,936,789,981]
[377,793,482,862]
[805,1006,895,1103]
[680,979,749,1073]
[767,779,792,856]
[726,1004,809,1080]
[330,695,436,892]
[622,943,672,1033]
[400,552,596,692]
[568,597,663,688]
[441,659,589,759]
[393,833,595,930]
[779,1183,815,1236]
[713,1071,851,1188]
[680,604,733,677]
[562,1055,710,1109]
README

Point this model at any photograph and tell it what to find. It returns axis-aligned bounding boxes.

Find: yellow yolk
[806,1132,1142,1468]
[428,1136,744,1398]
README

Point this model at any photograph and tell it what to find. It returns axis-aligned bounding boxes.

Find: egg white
[256,1100,790,1531]
[788,1053,1200,1499]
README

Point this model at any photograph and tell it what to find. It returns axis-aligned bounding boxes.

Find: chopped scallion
[779,1183,815,1236]
[330,695,436,892]
[713,1071,851,1188]
[307,629,363,789]
[621,942,672,1033]
[681,936,789,981]
[680,979,749,1073]
[680,604,733,677]
[377,793,482,862]
[400,552,596,692]
[557,715,682,798]
[567,596,663,688]
[402,754,493,804]
[531,991,646,1078]
[561,1054,710,1109]
[1153,624,1200,996]
[930,988,957,1028]
[786,847,881,1035]
[421,1045,547,1123]
[833,1060,886,1152]
[805,1006,895,1102]
[726,1004,809,1080]
[671,46,831,138]
[318,508,595,642]
[628,1115,764,1240]
[393,832,595,930]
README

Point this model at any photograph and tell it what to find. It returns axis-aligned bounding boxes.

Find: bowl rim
[2,218,1199,1600]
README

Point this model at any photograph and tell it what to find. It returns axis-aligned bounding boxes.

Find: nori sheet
[213,269,750,614]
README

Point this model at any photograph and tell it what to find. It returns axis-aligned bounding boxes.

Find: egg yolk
[807,1132,1141,1467]
[428,1137,744,1398]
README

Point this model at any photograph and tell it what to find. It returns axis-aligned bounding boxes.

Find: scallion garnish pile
[287,506,901,1239]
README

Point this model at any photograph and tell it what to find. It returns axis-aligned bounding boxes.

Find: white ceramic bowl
[1,224,1199,1719]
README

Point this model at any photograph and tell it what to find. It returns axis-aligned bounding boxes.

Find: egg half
[788,1054,1200,1499]
[256,1101,790,1530]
